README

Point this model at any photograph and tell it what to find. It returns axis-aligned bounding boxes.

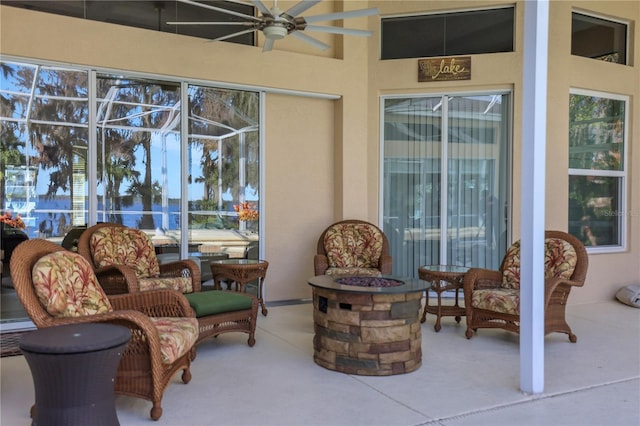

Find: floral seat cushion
[150,317,199,364]
[139,277,193,293]
[324,223,383,269]
[471,288,520,315]
[32,251,198,365]
[473,237,578,314]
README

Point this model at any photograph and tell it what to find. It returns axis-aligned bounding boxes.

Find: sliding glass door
[0,59,261,327]
[382,93,511,278]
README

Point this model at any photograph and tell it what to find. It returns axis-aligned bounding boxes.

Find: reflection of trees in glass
[97,77,180,229]
[569,176,618,246]
[3,61,261,237]
[101,136,139,224]
[188,87,259,228]
[0,62,88,232]
[30,68,88,201]
[0,64,25,203]
[569,94,623,171]
[568,93,625,247]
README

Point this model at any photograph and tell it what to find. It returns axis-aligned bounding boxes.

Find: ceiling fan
[167,0,379,52]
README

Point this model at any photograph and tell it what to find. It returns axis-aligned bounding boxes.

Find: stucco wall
[1,1,638,304]
[368,0,639,304]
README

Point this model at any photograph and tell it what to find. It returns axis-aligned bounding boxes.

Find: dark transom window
[381,7,514,60]
[1,0,255,46]
[572,12,628,65]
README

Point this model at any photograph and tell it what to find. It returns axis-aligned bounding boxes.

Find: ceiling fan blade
[167,21,255,26]
[303,8,379,24]
[304,25,373,37]
[211,28,258,42]
[177,0,262,23]
[262,37,275,52]
[250,0,272,17]
[283,0,322,18]
[290,31,329,51]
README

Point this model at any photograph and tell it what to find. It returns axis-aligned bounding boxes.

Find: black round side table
[20,323,131,426]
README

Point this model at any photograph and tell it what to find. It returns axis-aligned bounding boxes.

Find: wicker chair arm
[95,264,141,294]
[379,254,393,275]
[544,276,585,304]
[463,268,503,292]
[314,254,329,276]
[109,289,195,318]
[158,259,201,292]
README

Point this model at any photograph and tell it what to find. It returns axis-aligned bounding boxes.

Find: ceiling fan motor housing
[263,24,288,39]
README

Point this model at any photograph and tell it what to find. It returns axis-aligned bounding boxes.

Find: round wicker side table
[210,259,269,316]
[418,265,469,332]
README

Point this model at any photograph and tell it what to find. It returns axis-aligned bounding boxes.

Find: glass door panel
[186,86,260,264]
[1,62,89,326]
[383,93,510,279]
[95,75,181,240]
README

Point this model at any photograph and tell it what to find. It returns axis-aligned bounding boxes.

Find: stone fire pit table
[308,275,430,376]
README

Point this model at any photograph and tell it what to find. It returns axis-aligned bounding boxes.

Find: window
[1,62,89,233]
[381,7,514,60]
[568,89,627,250]
[1,59,261,325]
[382,93,511,278]
[2,1,255,46]
[572,12,628,64]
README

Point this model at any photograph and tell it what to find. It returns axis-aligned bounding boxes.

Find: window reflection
[1,60,262,324]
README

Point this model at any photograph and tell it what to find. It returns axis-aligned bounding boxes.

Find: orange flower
[233,202,259,222]
[1,211,26,230]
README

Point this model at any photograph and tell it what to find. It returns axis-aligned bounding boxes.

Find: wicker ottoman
[185,290,258,347]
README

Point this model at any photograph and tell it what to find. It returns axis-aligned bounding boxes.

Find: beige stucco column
[332,5,374,221]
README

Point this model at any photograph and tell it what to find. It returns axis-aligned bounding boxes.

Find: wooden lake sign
[418,57,471,82]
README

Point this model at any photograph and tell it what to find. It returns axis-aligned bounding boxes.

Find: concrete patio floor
[1,300,639,426]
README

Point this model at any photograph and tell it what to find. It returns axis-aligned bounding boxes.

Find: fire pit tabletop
[308,274,430,294]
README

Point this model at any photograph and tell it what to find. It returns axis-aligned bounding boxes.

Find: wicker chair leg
[182,368,192,384]
[150,404,162,421]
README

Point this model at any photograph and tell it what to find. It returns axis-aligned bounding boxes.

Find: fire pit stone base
[312,287,422,376]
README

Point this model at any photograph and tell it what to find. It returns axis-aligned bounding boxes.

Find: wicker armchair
[314,219,392,276]
[463,230,589,342]
[10,239,199,420]
[77,223,201,295]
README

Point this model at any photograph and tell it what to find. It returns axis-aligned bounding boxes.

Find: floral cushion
[501,238,577,289]
[326,267,382,277]
[324,223,383,269]
[90,227,160,278]
[472,288,520,315]
[140,277,193,293]
[32,251,113,317]
[150,317,199,364]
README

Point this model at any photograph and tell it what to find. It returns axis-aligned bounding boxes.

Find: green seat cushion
[185,291,253,317]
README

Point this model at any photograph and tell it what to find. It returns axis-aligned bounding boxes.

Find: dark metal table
[20,323,130,426]
[418,265,469,331]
